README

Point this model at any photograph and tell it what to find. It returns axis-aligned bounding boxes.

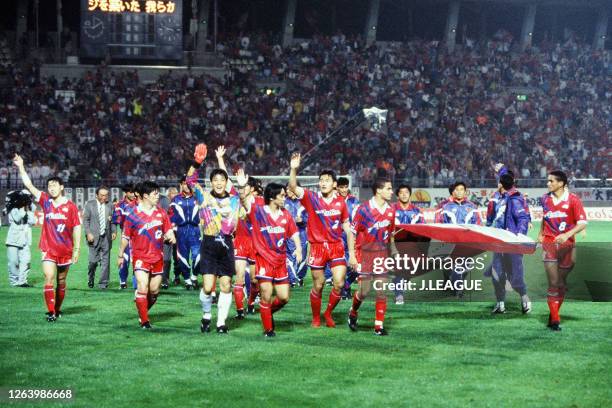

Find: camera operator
[5,190,36,287]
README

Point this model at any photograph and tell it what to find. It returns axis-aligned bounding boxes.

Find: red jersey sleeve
[123,216,134,240]
[571,195,587,224]
[38,191,48,207]
[350,205,364,235]
[69,202,81,227]
[298,188,310,206]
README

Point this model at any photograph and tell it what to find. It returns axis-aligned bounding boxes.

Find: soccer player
[485,164,532,314]
[285,185,308,287]
[187,144,242,334]
[112,183,137,289]
[348,178,396,335]
[435,182,480,225]
[237,170,302,337]
[336,177,360,299]
[233,176,262,318]
[169,177,201,290]
[392,184,424,305]
[435,181,480,295]
[288,153,356,328]
[13,154,81,322]
[538,170,587,331]
[244,178,264,315]
[118,181,176,329]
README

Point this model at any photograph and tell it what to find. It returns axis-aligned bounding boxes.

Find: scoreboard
[81,0,183,60]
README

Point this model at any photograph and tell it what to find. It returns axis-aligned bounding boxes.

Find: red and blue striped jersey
[299,189,349,244]
[541,191,587,241]
[37,192,81,258]
[248,203,298,266]
[351,198,396,251]
[112,197,136,230]
[123,205,172,263]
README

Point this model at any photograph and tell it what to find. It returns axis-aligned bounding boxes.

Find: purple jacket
[495,188,531,235]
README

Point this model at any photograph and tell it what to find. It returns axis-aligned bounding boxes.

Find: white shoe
[395,295,404,305]
[492,301,506,314]
[521,300,532,314]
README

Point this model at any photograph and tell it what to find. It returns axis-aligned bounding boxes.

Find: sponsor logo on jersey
[62,207,69,212]
[139,220,163,234]
[315,209,341,217]
[260,225,286,234]
[367,220,391,233]
[46,213,68,220]
[544,210,568,219]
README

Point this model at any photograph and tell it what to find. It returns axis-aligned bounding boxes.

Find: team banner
[355,241,612,302]
[409,187,612,209]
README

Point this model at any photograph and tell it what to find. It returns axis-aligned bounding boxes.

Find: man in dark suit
[83,186,116,289]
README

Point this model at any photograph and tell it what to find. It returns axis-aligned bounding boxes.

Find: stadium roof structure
[408,0,610,6]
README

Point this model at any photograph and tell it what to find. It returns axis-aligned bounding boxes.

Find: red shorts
[356,249,389,275]
[308,241,346,269]
[234,236,255,263]
[542,236,575,269]
[255,254,289,284]
[41,252,72,267]
[133,258,164,275]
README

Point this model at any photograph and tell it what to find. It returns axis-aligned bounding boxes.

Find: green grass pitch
[0,222,611,407]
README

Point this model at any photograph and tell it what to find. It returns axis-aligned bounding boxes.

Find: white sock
[200,289,212,320]
[216,292,233,327]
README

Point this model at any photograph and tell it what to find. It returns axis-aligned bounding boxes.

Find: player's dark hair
[337,177,350,187]
[372,178,391,196]
[247,176,261,188]
[179,176,187,183]
[137,181,160,198]
[548,170,568,187]
[96,185,110,195]
[264,183,285,205]
[209,168,229,182]
[133,182,143,197]
[449,181,467,195]
[396,183,412,196]
[319,169,336,182]
[248,177,264,195]
[47,176,64,187]
[499,174,515,190]
[122,183,135,193]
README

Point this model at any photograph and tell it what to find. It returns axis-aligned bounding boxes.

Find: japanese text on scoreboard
[87,0,176,14]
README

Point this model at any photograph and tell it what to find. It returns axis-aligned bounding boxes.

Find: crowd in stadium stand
[0,31,610,188]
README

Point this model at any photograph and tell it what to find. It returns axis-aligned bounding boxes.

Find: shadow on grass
[62,305,97,315]
[152,311,184,322]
